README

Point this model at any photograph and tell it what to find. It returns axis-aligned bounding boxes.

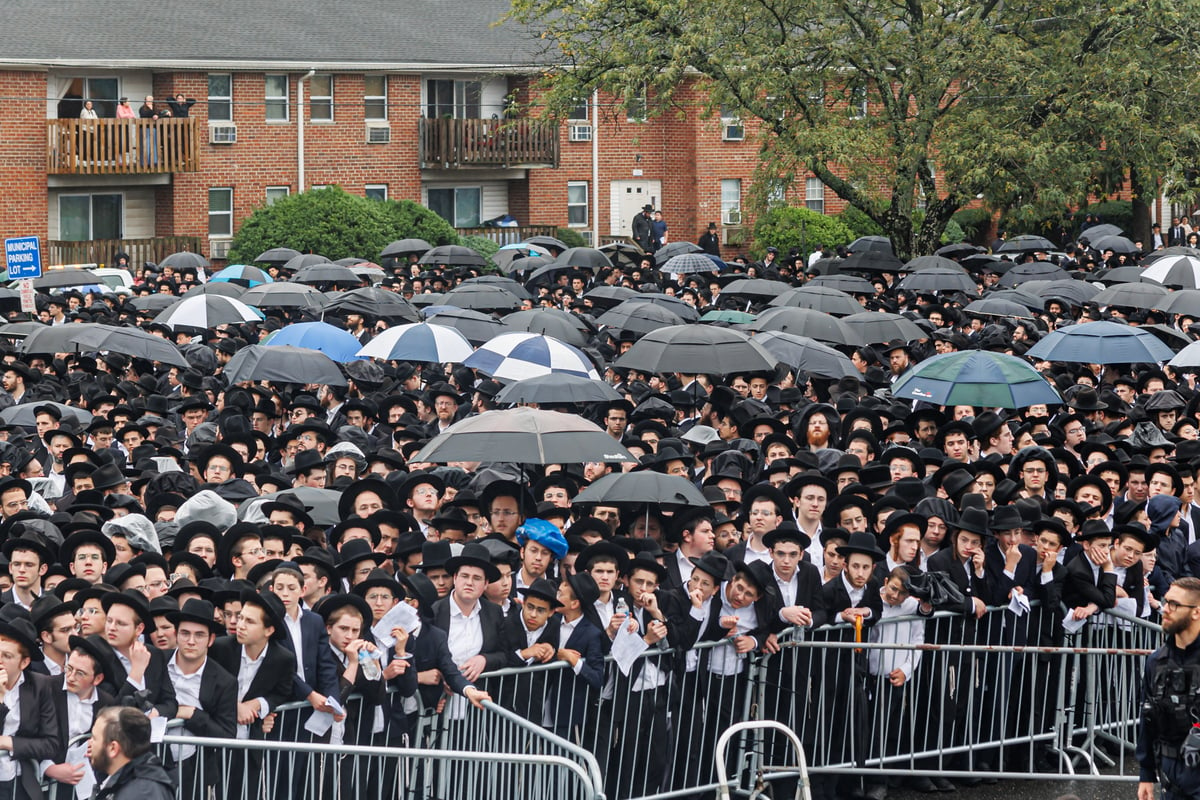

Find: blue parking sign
[5,237,42,280]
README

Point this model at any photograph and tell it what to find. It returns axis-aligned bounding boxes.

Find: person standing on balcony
[138,96,159,167]
[167,94,196,118]
[115,98,135,162]
[79,101,98,120]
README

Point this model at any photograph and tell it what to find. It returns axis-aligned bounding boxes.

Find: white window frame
[265,74,289,122]
[567,181,588,227]
[58,192,124,241]
[310,74,334,122]
[207,74,232,122]
[719,104,744,141]
[567,97,589,121]
[805,177,825,213]
[208,188,234,237]
[720,179,742,225]
[365,184,388,202]
[626,85,648,122]
[426,186,482,228]
[265,186,290,206]
[364,75,387,121]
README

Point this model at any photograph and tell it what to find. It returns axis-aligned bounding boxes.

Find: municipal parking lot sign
[5,237,42,280]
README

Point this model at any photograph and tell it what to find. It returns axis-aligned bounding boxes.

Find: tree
[507,0,1200,258]
[752,207,853,258]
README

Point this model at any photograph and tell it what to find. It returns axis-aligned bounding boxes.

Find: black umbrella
[750,331,859,379]
[223,345,347,386]
[598,241,645,269]
[582,285,639,311]
[905,255,966,273]
[596,301,686,337]
[33,269,101,290]
[962,298,1037,320]
[659,253,720,275]
[461,276,533,301]
[961,253,1010,274]
[159,251,210,270]
[380,238,433,259]
[240,283,325,310]
[984,289,1044,311]
[747,307,858,345]
[848,235,893,254]
[555,247,613,270]
[806,274,877,294]
[418,245,488,267]
[1142,245,1200,266]
[935,243,982,259]
[996,261,1070,287]
[128,294,179,312]
[0,322,46,339]
[502,309,591,347]
[1090,234,1138,255]
[293,263,363,287]
[720,278,794,303]
[769,286,862,317]
[806,256,843,276]
[1084,223,1124,240]
[1091,282,1170,310]
[255,247,302,265]
[997,234,1055,253]
[837,250,906,274]
[1140,324,1191,352]
[493,373,623,405]
[282,254,332,272]
[573,471,709,508]
[499,255,554,277]
[523,235,569,255]
[895,267,979,295]
[1094,266,1145,285]
[614,325,777,375]
[653,241,704,265]
[19,324,102,354]
[322,287,419,322]
[414,407,637,465]
[441,284,523,313]
[1157,289,1200,317]
[183,281,245,299]
[629,293,701,323]
[67,325,191,367]
[525,260,584,289]
[426,308,514,346]
[1033,279,1100,307]
[841,312,926,344]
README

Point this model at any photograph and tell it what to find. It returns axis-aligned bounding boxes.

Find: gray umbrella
[418,245,489,267]
[721,278,794,303]
[0,322,48,339]
[1090,234,1138,255]
[1033,279,1100,307]
[750,331,859,379]
[223,345,347,386]
[997,261,1071,287]
[555,247,613,270]
[598,241,645,269]
[414,407,637,465]
[32,269,101,290]
[461,275,534,301]
[596,301,686,337]
[293,263,362,287]
[963,298,1037,320]
[848,235,893,254]
[573,471,709,508]
[128,294,179,312]
[0,401,92,428]
[1094,266,1145,285]
[499,255,554,277]
[653,241,704,265]
[159,251,210,270]
[895,267,979,295]
[502,309,591,347]
[1085,223,1124,240]
[243,487,342,527]
[614,324,777,375]
[1091,282,1170,310]
[524,235,569,254]
[659,253,719,275]
[255,248,302,265]
[806,274,877,294]
[240,283,326,310]
[281,254,331,272]
[380,238,434,259]
[769,286,863,317]
[746,307,858,345]
[629,293,700,323]
[493,373,623,405]
[426,308,513,346]
[997,234,1055,253]
[904,255,967,272]
[19,324,102,354]
[441,284,523,313]
[67,325,190,367]
[183,281,245,298]
[1157,289,1200,317]
[841,312,927,345]
[322,288,419,322]
[582,285,640,310]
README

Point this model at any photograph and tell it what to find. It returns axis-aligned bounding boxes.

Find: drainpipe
[297,69,316,191]
[591,89,600,243]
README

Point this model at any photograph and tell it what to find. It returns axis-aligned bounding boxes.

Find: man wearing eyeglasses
[1138,577,1200,800]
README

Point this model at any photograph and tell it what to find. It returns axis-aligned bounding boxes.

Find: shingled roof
[0,0,548,69]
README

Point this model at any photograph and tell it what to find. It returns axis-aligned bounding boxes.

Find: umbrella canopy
[962,298,1037,320]
[653,241,704,265]
[254,247,302,265]
[523,235,569,254]
[596,301,686,337]
[554,247,613,270]
[721,278,794,302]
[700,309,757,324]
[746,307,858,345]
[210,265,273,288]
[984,289,1044,311]
[1141,255,1200,289]
[223,344,347,385]
[414,407,636,465]
[357,322,474,364]
[961,253,1009,274]
[997,234,1055,253]
[493,246,552,272]
[493,373,623,405]
[750,331,859,379]
[614,325,777,375]
[1090,282,1170,310]
[281,254,332,272]
[264,321,365,362]
[441,284,523,313]
[598,241,645,269]
[159,251,210,270]
[573,471,709,508]
[769,286,862,316]
[460,275,533,301]
[837,250,906,274]
[418,244,488,267]
[1026,320,1176,364]
[66,325,191,367]
[840,312,926,344]
[426,308,513,346]
[0,401,92,429]
[128,294,179,313]
[1140,324,1191,352]
[292,263,362,287]
[32,268,101,289]
[240,282,325,310]
[502,309,591,347]
[848,235,893,255]
[153,295,263,331]
[1156,289,1200,317]
[1090,234,1138,255]
[1168,340,1200,368]
[806,274,877,294]
[582,285,639,310]
[891,351,1062,408]
[895,267,979,295]
[1143,246,1200,266]
[350,264,385,283]
[1084,223,1124,239]
[244,487,343,527]
[465,332,600,381]
[630,294,701,323]
[1094,266,1145,285]
[935,243,982,259]
[0,322,47,339]
[322,287,419,322]
[19,324,102,354]
[997,261,1071,287]
[182,281,245,299]
[379,238,433,259]
[660,253,720,275]
[1033,279,1100,307]
[524,260,584,289]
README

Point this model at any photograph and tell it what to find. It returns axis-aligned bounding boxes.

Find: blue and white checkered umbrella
[357,322,474,364]
[464,332,600,381]
[210,264,274,288]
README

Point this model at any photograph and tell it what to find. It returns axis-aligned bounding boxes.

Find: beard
[1164,614,1192,636]
[807,430,830,448]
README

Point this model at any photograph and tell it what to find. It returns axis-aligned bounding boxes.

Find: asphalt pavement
[887,777,1133,800]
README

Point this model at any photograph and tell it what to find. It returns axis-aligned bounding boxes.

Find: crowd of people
[0,224,1185,800]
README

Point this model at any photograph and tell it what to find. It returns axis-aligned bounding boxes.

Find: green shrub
[459,235,501,271]
[837,206,885,239]
[952,208,993,245]
[555,228,588,249]
[378,200,460,247]
[940,219,965,244]
[751,206,854,259]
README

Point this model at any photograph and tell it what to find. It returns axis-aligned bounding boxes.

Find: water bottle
[359,648,382,680]
[615,597,629,617]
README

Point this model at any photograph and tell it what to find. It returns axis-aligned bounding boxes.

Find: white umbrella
[1141,255,1200,289]
[356,323,474,364]
[463,332,600,381]
[153,295,263,331]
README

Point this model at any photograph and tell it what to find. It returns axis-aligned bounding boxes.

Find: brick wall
[0,72,49,240]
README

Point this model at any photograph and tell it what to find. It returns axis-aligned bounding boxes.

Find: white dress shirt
[236,646,269,740]
[167,654,206,760]
[0,675,24,781]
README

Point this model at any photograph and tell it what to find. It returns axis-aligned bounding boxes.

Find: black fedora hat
[337,478,399,521]
[260,492,314,528]
[762,521,811,551]
[68,633,114,678]
[350,568,406,601]
[622,552,667,582]
[955,507,993,538]
[517,577,564,609]
[101,588,152,629]
[443,542,501,583]
[59,529,116,568]
[836,531,886,562]
[690,550,733,583]
[314,592,375,629]
[737,559,778,601]
[239,589,288,640]
[335,538,387,576]
[167,597,224,635]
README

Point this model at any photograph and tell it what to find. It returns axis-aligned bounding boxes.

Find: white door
[610,181,661,238]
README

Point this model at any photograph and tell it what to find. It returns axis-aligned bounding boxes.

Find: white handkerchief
[67,742,94,800]
[148,715,168,743]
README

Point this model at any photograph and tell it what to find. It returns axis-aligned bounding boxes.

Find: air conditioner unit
[209,239,233,259]
[366,124,391,144]
[568,124,593,142]
[722,208,742,225]
[209,125,237,144]
[721,122,745,141]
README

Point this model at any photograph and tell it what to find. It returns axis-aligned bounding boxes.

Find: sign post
[5,237,42,315]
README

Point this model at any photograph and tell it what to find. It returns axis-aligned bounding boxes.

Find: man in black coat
[0,619,61,800]
[46,635,116,800]
[99,591,178,720]
[89,707,174,800]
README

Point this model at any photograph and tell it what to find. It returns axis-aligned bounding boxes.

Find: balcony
[420,117,559,169]
[47,118,199,175]
[45,237,204,268]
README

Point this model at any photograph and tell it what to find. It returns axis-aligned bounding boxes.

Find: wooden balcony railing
[420,117,559,169]
[45,237,204,268]
[455,225,562,246]
[47,118,200,175]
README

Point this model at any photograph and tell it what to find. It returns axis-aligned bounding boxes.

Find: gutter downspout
[297,69,316,191]
[591,89,600,244]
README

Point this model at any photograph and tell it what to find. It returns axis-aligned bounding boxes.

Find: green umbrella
[892,350,1061,408]
[700,309,757,324]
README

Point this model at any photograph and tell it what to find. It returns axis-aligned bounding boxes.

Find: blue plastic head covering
[516,518,568,560]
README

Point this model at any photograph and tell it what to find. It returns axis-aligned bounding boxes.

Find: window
[265,186,290,205]
[766,180,787,208]
[849,85,868,119]
[568,97,589,121]
[208,75,232,122]
[58,194,122,241]
[365,184,388,202]
[311,184,328,191]
[721,179,741,225]
[567,181,588,226]
[265,74,289,121]
[626,86,648,122]
[364,75,387,120]
[427,187,481,227]
[209,188,233,237]
[720,104,744,141]
[426,79,481,119]
[805,177,825,213]
[310,74,333,122]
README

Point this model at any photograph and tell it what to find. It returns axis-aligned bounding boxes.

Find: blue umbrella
[1026,320,1175,364]
[210,264,274,288]
[263,321,364,362]
[891,351,1061,408]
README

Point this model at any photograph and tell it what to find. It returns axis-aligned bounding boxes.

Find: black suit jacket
[107,645,179,719]
[179,657,239,740]
[431,595,510,673]
[408,622,472,711]
[209,636,296,739]
[926,547,988,617]
[818,575,883,635]
[6,672,63,800]
[1062,552,1118,611]
[764,561,828,634]
[51,682,115,757]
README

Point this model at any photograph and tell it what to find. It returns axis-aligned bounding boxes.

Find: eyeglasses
[1163,599,1198,612]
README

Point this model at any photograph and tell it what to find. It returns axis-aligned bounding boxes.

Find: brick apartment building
[0,0,845,267]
